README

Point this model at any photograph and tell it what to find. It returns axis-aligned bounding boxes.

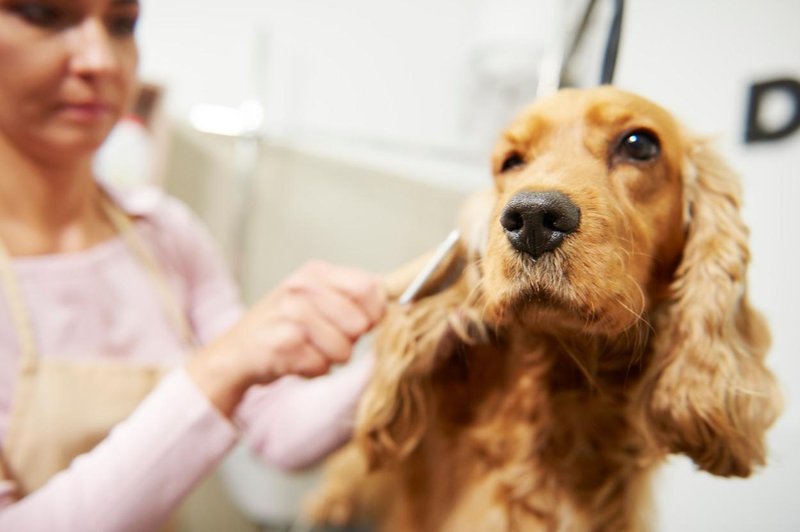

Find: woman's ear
[637,137,782,477]
[356,189,494,469]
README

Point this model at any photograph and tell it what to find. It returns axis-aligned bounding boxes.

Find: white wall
[137,0,558,188]
[137,1,800,530]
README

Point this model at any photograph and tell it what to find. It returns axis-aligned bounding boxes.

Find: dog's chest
[404,341,647,530]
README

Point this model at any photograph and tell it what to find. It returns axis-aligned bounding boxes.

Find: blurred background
[96,0,800,530]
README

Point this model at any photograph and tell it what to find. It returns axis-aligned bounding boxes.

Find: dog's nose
[500,191,581,259]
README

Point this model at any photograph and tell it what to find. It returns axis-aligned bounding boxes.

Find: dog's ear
[356,189,494,469]
[638,137,781,477]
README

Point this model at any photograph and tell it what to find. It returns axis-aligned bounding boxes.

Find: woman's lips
[58,102,113,122]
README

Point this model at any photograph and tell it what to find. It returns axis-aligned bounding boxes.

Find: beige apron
[0,194,196,498]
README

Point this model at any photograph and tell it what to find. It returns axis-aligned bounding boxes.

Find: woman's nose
[68,18,120,77]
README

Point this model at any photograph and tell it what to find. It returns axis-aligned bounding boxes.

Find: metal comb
[397,229,461,305]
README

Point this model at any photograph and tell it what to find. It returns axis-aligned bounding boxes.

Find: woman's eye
[107,14,138,36]
[500,152,526,173]
[10,2,64,28]
[617,130,660,162]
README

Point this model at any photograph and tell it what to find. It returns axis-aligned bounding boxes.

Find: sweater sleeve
[235,350,374,471]
[0,368,238,532]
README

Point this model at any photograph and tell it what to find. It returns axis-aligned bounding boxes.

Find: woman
[0,0,385,529]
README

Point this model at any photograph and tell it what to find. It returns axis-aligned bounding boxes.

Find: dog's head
[470,87,686,335]
[364,87,780,478]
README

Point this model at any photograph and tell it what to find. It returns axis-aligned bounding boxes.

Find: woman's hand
[187,261,385,416]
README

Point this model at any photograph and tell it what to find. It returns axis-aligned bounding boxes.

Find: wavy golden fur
[307,87,781,531]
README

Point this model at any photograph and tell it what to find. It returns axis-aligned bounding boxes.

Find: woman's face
[0,0,140,163]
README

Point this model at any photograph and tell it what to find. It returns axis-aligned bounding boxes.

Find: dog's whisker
[555,336,602,393]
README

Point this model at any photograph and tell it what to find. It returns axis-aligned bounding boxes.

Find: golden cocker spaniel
[307,86,782,531]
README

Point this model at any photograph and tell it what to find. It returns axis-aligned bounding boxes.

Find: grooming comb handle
[398,229,461,305]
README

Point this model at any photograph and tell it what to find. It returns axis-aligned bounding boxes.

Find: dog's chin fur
[483,246,647,338]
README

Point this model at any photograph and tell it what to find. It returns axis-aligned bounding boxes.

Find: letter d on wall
[745,78,800,143]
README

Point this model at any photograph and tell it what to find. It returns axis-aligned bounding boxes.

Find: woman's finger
[255,319,332,378]
[290,261,386,325]
[298,282,372,339]
[277,297,354,365]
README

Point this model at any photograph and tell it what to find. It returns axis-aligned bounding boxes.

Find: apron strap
[99,194,198,348]
[0,450,20,502]
[0,238,38,373]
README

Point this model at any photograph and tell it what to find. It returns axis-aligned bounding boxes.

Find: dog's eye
[617,130,660,162]
[500,152,526,172]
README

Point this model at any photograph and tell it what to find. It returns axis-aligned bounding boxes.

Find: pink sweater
[0,186,371,530]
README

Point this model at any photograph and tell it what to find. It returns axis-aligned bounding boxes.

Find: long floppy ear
[356,189,494,469]
[639,137,782,477]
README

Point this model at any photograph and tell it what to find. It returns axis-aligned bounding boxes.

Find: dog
[306,86,782,531]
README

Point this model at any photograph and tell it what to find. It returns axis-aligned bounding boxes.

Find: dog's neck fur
[402,316,658,531]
